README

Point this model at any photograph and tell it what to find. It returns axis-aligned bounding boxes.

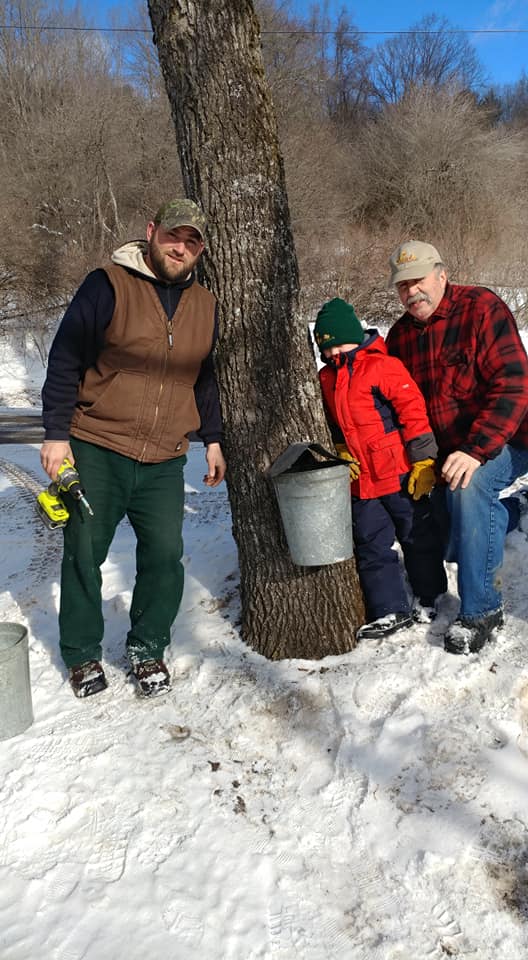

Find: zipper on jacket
[139,315,170,461]
[166,285,175,349]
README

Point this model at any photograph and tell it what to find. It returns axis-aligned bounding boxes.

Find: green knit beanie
[314,298,365,352]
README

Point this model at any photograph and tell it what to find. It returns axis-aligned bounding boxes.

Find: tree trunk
[148,0,364,659]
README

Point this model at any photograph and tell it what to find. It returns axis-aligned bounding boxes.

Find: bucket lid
[267,443,341,478]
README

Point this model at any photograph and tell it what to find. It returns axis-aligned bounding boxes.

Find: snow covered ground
[2,348,528,959]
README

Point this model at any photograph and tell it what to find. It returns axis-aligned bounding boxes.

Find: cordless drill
[36,458,94,529]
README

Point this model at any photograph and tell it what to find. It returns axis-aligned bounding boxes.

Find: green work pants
[59,438,186,668]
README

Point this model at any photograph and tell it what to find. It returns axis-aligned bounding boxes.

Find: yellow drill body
[36,459,94,529]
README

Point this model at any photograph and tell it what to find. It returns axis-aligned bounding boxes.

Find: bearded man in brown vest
[40,200,226,698]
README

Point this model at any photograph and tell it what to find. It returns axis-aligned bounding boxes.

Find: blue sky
[69,0,527,88]
[289,0,528,87]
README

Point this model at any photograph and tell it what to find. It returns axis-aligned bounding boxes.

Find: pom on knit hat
[314,298,365,352]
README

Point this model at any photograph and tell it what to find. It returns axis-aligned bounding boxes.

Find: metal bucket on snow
[268,443,353,566]
[0,622,34,741]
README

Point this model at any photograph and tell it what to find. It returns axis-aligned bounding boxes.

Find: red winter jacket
[319,332,437,499]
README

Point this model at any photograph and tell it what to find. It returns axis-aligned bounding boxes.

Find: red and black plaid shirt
[385,283,528,463]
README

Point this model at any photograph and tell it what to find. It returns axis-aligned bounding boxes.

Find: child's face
[322,343,358,358]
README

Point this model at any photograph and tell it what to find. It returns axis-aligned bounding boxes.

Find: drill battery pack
[36,487,70,529]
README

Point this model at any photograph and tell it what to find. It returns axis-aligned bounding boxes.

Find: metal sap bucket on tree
[0,622,34,741]
[268,443,354,566]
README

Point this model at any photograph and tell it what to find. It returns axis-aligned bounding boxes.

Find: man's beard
[147,239,198,283]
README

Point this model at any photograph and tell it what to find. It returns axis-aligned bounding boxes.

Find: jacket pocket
[367,431,405,480]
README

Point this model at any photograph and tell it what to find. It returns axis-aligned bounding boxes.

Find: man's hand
[40,440,74,481]
[441,450,481,490]
[203,442,226,487]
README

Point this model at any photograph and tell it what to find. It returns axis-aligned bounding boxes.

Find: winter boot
[412,597,438,624]
[356,612,412,641]
[444,609,504,655]
[69,660,108,698]
[131,658,171,697]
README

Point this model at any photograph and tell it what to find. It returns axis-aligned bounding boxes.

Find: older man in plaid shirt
[386,241,528,655]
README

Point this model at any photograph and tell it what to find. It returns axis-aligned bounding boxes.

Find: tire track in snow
[0,456,62,591]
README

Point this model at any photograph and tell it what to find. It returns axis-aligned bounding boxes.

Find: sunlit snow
[1,344,528,959]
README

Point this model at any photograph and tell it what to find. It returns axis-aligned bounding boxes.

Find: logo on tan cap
[395,250,418,265]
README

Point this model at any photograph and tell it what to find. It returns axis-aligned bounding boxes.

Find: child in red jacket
[315,297,447,640]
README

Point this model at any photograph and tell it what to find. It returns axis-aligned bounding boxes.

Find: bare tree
[256,0,319,106]
[498,72,528,127]
[0,0,183,355]
[347,87,524,257]
[371,14,484,105]
[147,0,364,659]
[2,0,527,382]
[318,7,373,130]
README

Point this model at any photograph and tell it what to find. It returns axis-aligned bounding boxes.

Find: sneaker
[356,612,412,640]
[444,609,504,655]
[132,658,171,697]
[69,660,107,698]
[412,597,438,624]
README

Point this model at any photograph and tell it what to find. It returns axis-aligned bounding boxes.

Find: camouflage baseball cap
[153,199,206,241]
[388,240,443,286]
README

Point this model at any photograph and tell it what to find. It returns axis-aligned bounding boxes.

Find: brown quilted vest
[70,265,216,462]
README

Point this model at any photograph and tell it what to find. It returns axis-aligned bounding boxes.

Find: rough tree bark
[148,0,365,659]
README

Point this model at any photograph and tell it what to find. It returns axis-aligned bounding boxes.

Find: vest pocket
[77,371,148,435]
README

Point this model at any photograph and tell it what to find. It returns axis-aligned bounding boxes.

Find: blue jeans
[432,444,528,620]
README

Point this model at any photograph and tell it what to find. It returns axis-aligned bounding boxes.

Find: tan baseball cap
[388,240,443,286]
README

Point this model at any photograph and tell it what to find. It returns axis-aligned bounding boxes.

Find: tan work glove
[407,458,436,500]
[335,443,361,483]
